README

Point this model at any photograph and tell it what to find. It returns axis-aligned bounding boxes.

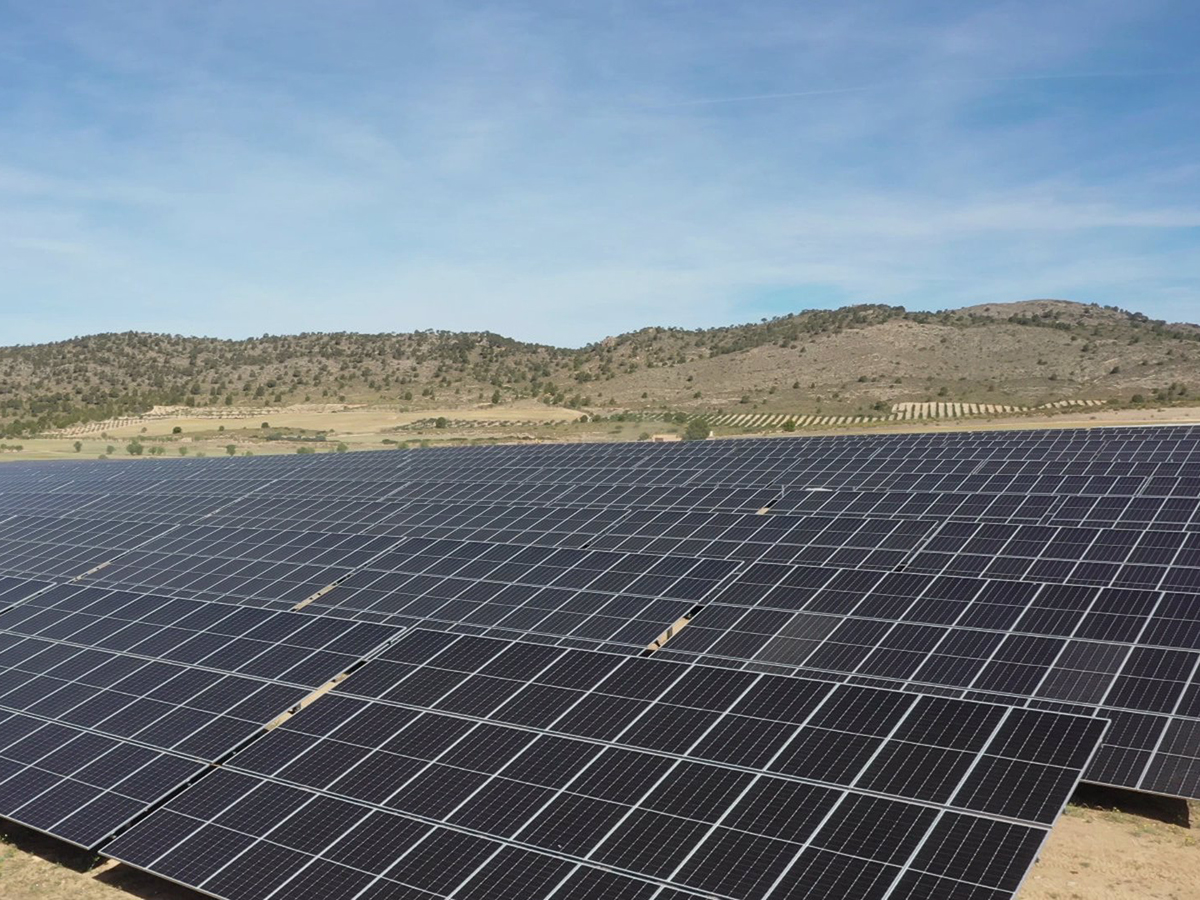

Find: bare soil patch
[1018,797,1200,900]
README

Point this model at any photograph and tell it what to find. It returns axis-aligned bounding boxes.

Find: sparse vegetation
[0,301,1195,452]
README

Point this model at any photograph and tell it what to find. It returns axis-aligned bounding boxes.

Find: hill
[2,299,1198,437]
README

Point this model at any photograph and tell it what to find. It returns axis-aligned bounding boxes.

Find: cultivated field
[81,402,584,439]
[5,402,1200,464]
[2,795,1195,900]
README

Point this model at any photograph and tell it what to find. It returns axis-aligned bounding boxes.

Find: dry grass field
[0,401,593,462]
[4,401,1200,464]
[89,402,584,439]
[1,794,1195,900]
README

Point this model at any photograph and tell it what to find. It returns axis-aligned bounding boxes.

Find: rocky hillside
[2,300,1197,436]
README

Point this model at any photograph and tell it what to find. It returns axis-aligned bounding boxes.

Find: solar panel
[0,575,53,613]
[653,563,1200,797]
[299,538,738,649]
[3,424,1200,895]
[0,584,404,846]
[105,630,1106,900]
[0,708,206,848]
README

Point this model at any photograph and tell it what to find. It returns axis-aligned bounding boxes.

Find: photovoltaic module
[1,425,1198,899]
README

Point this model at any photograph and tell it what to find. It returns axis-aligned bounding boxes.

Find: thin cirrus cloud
[0,0,1197,347]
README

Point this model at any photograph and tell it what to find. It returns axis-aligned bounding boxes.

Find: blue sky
[1,1,1197,346]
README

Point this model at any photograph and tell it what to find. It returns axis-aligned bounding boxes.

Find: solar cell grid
[377,479,781,513]
[0,575,53,613]
[298,538,738,649]
[105,629,1106,900]
[72,520,404,607]
[61,492,248,525]
[3,583,401,679]
[589,510,937,568]
[4,425,1200,897]
[0,578,404,847]
[358,501,630,549]
[0,708,207,848]
[0,515,166,579]
[0,490,117,516]
[657,562,1200,796]
[306,472,1194,801]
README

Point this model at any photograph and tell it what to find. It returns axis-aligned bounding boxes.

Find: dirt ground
[1,795,1196,900]
[1018,792,1200,900]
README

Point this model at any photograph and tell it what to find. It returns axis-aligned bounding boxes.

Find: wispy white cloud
[0,1,1196,344]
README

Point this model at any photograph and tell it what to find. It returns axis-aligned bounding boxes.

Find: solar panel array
[0,582,403,846]
[0,425,1198,900]
[107,630,1105,900]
